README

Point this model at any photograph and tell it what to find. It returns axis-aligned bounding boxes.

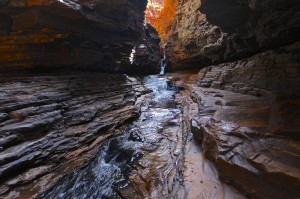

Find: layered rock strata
[172,43,300,198]
[161,0,300,70]
[162,0,300,197]
[0,0,150,73]
[0,73,147,198]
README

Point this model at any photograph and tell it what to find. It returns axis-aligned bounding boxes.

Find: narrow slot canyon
[0,0,299,199]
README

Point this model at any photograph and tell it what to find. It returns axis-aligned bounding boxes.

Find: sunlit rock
[155,0,300,71]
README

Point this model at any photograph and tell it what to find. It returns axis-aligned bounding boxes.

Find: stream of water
[41,75,179,199]
[160,51,166,75]
[40,73,244,199]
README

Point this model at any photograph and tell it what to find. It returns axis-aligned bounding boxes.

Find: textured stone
[160,0,300,70]
[173,44,300,198]
[0,0,155,73]
[0,73,147,198]
[124,23,161,74]
[145,0,163,25]
[186,87,300,199]
[197,42,300,96]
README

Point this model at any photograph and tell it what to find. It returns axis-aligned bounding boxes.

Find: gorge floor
[39,74,243,199]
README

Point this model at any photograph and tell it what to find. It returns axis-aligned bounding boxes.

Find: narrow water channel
[41,75,180,199]
[41,73,245,199]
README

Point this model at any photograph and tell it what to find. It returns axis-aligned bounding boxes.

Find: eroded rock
[0,73,147,198]
[174,45,300,198]
[160,0,300,70]
[197,42,300,96]
[125,24,161,74]
[0,0,154,73]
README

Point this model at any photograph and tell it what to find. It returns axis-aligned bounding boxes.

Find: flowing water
[41,75,180,199]
[41,73,244,199]
[160,51,167,75]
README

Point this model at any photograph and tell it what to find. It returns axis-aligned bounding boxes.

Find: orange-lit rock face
[159,0,300,71]
[145,0,163,25]
[152,0,178,39]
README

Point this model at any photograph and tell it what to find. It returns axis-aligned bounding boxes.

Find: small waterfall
[129,47,136,64]
[160,51,167,75]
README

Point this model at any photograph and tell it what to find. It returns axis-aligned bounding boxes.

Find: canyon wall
[145,0,163,25]
[176,42,300,198]
[0,1,156,198]
[0,74,148,198]
[161,0,300,70]
[162,0,300,198]
[0,0,299,198]
[0,0,161,73]
[125,23,162,74]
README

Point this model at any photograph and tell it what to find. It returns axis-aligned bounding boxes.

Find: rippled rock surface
[172,43,300,199]
[0,73,147,198]
[0,72,255,199]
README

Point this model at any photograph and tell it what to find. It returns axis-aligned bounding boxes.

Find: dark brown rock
[0,0,156,73]
[0,73,147,198]
[123,23,161,74]
[197,42,300,96]
[187,88,300,199]
[160,0,300,70]
[174,43,300,198]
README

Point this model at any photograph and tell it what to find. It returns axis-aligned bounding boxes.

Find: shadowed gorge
[0,0,162,73]
[0,0,299,199]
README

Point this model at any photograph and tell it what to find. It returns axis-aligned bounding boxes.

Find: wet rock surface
[0,1,299,198]
[27,74,243,199]
[185,88,300,199]
[0,73,147,198]
[2,69,296,199]
[171,73,245,199]
[0,0,153,73]
[37,75,183,199]
[171,50,300,198]
[158,2,300,196]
